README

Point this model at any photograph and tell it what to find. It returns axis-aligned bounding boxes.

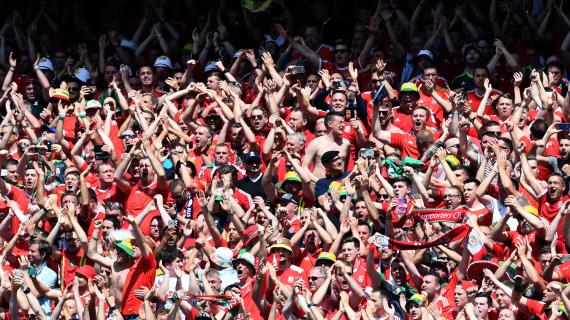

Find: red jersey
[277,264,307,288]
[466,89,503,115]
[120,253,157,316]
[538,194,569,222]
[389,133,420,159]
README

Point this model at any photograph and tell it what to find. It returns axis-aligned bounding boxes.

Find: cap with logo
[74,67,91,83]
[154,55,173,69]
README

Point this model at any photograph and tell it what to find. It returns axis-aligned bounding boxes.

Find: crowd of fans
[1,0,570,319]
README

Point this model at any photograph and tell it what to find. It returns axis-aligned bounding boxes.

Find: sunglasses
[308,276,322,281]
[377,194,390,199]
[251,115,264,120]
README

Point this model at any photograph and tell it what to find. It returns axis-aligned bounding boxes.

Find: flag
[467,229,484,257]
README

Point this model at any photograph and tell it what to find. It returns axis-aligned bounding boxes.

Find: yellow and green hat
[115,238,135,256]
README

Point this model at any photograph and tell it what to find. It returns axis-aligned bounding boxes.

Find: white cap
[86,100,102,110]
[38,57,54,72]
[416,49,434,60]
[120,39,138,51]
[154,55,172,69]
[74,67,91,83]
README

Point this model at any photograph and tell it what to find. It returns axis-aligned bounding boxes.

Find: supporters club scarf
[388,225,471,250]
[402,208,465,228]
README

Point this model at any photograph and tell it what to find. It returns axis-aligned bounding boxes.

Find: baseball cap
[75,265,97,279]
[74,67,91,83]
[408,294,424,306]
[154,56,173,69]
[280,193,299,205]
[38,57,54,72]
[233,252,255,269]
[321,150,340,165]
[115,238,136,256]
[269,238,293,253]
[316,252,336,263]
[86,100,102,110]
[120,39,138,51]
[243,151,261,164]
[416,49,434,60]
[399,82,420,99]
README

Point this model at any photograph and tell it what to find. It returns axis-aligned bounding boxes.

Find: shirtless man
[84,216,157,318]
[303,112,350,179]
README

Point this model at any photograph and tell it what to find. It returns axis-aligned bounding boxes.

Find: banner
[388,225,471,250]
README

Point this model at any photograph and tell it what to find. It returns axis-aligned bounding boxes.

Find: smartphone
[557,123,570,131]
[88,86,97,94]
[290,65,305,75]
[332,81,344,89]
[561,254,570,263]
[168,220,176,229]
[360,149,375,158]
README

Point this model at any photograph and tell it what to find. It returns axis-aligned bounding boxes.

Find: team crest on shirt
[358,275,364,282]
[288,276,294,284]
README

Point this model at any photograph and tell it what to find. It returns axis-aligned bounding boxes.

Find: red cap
[75,265,97,279]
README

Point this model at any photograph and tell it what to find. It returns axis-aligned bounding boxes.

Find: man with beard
[85,215,156,318]
[153,56,172,95]
[137,66,160,96]
[466,66,503,115]
[288,108,316,145]
[303,113,351,180]
[231,252,264,320]
[421,272,453,319]
[451,45,484,91]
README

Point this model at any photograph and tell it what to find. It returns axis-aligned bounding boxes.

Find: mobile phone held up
[557,123,570,131]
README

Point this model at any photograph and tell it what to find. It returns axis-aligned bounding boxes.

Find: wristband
[307,303,315,308]
[58,112,66,120]
[22,287,31,294]
[79,112,87,118]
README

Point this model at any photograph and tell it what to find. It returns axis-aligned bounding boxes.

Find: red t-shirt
[538,194,569,222]
[389,133,420,159]
[120,253,157,316]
